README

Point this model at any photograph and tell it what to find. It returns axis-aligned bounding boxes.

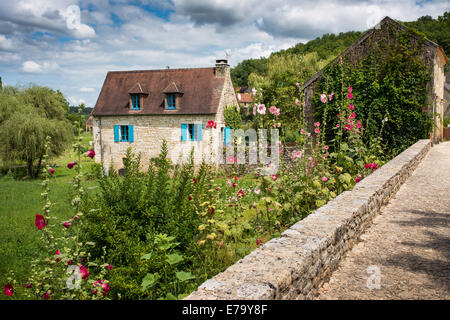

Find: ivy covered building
[302,16,448,147]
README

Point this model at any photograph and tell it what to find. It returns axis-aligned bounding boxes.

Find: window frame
[166,93,176,110]
[131,94,140,110]
[120,125,129,142]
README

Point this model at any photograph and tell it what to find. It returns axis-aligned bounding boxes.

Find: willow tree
[0,86,73,177]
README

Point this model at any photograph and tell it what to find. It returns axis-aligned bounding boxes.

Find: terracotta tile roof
[236,92,253,103]
[92,67,225,116]
[128,82,149,94]
[163,81,183,93]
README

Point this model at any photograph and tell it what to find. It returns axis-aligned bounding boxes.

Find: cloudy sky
[0,0,448,108]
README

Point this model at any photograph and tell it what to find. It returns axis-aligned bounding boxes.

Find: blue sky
[0,0,448,108]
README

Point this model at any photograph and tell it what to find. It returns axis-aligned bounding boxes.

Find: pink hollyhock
[347,92,353,99]
[295,99,300,106]
[314,122,320,127]
[324,145,329,150]
[269,106,277,114]
[357,120,362,129]
[296,82,300,87]
[320,93,327,103]
[314,128,320,134]
[272,175,277,181]
[355,175,361,183]
[227,156,237,163]
[337,113,340,118]
[42,291,50,299]
[336,124,340,128]
[349,112,356,119]
[257,104,266,115]
[87,149,95,159]
[300,128,304,134]
[25,284,32,289]
[62,222,71,229]
[307,132,311,137]
[256,238,264,246]
[348,104,354,110]
[4,283,14,296]
[329,92,334,101]
[107,264,113,270]
[49,168,55,175]
[277,123,281,128]
[254,188,261,194]
[322,177,328,182]
[67,162,77,169]
[35,213,46,230]
[56,250,61,255]
[348,86,353,92]
[79,265,90,280]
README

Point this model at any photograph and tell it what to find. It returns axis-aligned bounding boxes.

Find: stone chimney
[215,59,229,78]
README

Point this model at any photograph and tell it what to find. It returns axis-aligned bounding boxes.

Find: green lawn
[0,132,97,298]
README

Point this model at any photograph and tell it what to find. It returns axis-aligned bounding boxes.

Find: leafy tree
[0,85,73,177]
[231,57,268,87]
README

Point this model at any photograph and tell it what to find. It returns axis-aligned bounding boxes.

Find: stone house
[91,59,238,169]
[85,115,93,132]
[302,16,448,143]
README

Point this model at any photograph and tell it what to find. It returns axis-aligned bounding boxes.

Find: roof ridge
[108,67,215,74]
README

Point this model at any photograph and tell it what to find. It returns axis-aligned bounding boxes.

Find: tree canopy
[0,85,73,177]
[231,12,449,87]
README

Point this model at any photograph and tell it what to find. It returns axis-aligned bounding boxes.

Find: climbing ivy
[223,104,242,129]
[314,27,433,159]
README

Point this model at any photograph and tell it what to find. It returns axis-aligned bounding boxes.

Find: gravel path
[316,141,450,300]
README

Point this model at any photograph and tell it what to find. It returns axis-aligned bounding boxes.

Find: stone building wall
[93,62,238,169]
[302,17,447,142]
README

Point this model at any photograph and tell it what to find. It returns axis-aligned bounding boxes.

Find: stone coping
[185,140,431,300]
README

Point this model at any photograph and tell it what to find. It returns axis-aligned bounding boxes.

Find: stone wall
[185,139,431,300]
[93,114,224,169]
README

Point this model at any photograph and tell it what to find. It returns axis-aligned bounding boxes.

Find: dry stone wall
[185,139,431,300]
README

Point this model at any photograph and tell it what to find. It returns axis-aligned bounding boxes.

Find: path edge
[185,139,431,300]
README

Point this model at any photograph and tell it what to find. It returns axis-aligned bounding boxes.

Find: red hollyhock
[35,213,46,230]
[87,149,95,159]
[42,291,50,299]
[79,265,90,280]
[49,168,55,175]
[62,222,71,228]
[67,162,77,169]
[4,283,14,296]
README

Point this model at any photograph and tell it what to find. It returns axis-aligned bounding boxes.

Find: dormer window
[163,82,183,111]
[127,82,148,111]
[166,93,176,110]
[131,94,140,110]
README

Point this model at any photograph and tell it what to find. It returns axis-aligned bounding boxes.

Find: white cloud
[1,0,448,108]
[21,60,59,73]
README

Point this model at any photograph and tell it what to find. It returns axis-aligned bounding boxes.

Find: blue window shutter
[224,127,231,146]
[114,125,119,142]
[181,123,187,141]
[197,123,202,141]
[129,125,134,142]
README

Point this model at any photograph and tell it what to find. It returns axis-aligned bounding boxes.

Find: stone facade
[302,16,448,143]
[185,139,431,300]
[92,61,238,169]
